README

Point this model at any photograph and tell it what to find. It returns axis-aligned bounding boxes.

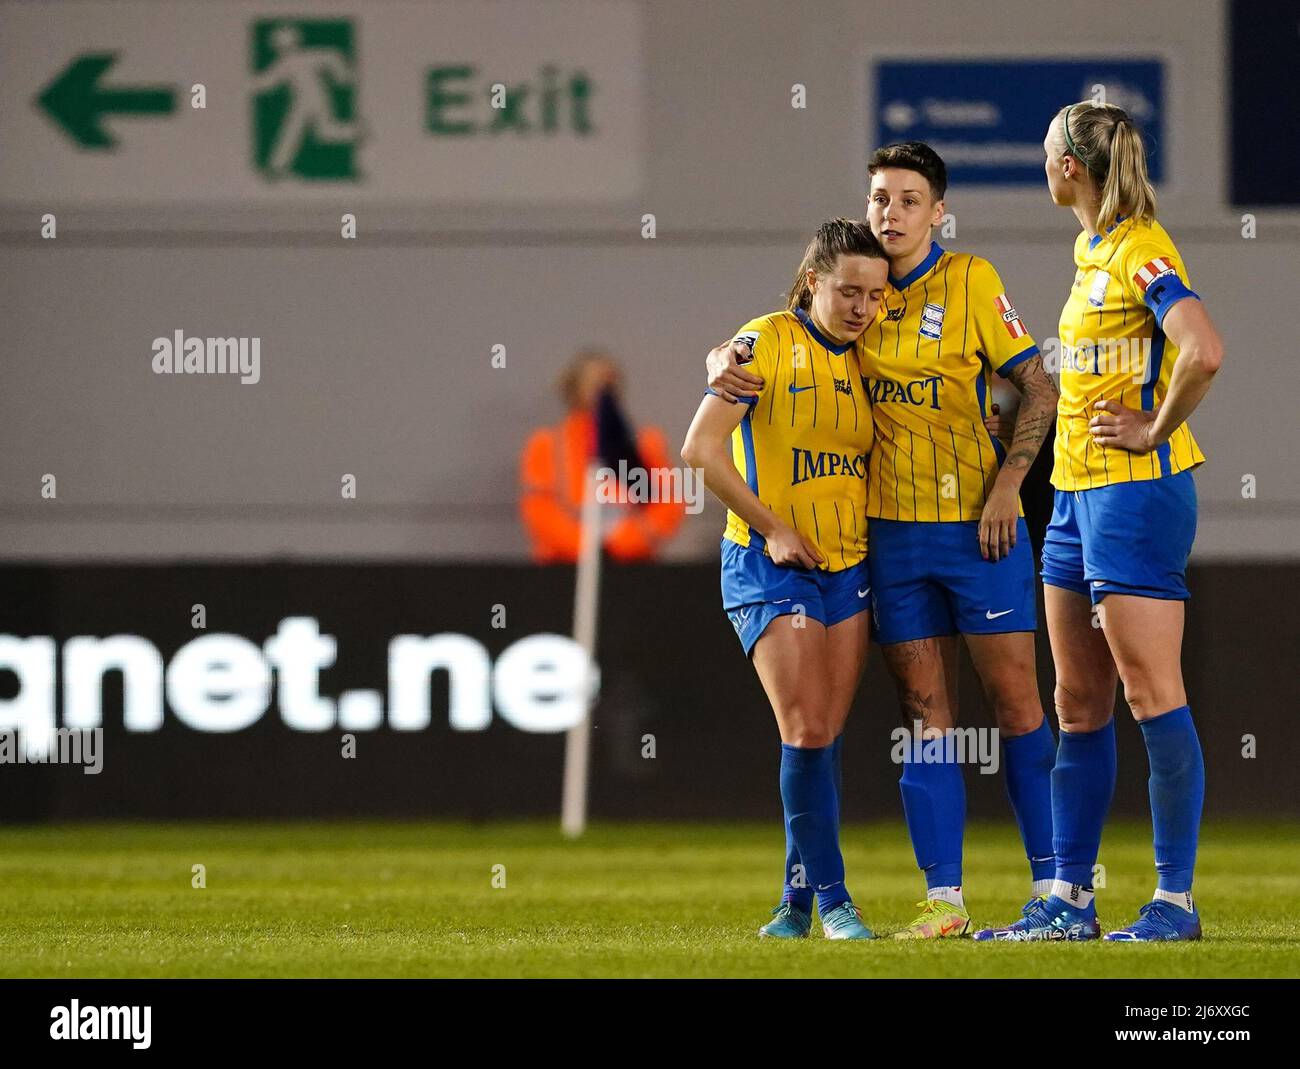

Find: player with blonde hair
[976,102,1223,941]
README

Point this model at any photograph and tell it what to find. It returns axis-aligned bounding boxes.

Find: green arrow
[37,53,177,149]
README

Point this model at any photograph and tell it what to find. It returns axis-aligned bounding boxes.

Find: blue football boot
[757,900,813,939]
[1103,900,1202,941]
[978,893,1100,941]
[971,894,1052,941]
[820,901,876,940]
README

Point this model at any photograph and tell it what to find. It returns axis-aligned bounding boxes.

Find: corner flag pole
[561,463,603,838]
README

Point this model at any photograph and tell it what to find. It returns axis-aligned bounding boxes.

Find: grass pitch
[0,819,1296,978]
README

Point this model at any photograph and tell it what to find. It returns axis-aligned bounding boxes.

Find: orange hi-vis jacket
[519,410,686,563]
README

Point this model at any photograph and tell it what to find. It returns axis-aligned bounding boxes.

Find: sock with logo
[929,885,965,909]
[1154,888,1195,913]
[1140,705,1204,897]
[1051,719,1116,902]
[1001,717,1057,884]
[899,733,966,894]
[780,742,849,916]
[1050,879,1094,910]
[781,734,842,913]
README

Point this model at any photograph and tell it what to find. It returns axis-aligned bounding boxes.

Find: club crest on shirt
[1087,271,1111,308]
[918,302,944,340]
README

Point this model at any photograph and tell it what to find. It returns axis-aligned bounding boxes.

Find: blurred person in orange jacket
[520,349,686,562]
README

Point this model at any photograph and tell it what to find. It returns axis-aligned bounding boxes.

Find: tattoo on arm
[1003,355,1059,471]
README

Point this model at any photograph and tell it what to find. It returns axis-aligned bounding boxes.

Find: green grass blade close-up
[1,819,1296,979]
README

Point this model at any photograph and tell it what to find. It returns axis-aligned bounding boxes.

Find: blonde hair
[786,218,886,312]
[1053,102,1156,231]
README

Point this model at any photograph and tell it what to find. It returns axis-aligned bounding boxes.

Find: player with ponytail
[976,102,1224,941]
[681,219,887,940]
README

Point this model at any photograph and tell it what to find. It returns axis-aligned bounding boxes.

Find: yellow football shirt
[717,308,874,571]
[1053,216,1206,489]
[861,243,1039,522]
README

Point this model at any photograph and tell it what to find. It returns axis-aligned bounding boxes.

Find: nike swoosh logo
[985,609,1014,619]
[772,598,792,604]
[788,384,817,393]
[858,588,871,598]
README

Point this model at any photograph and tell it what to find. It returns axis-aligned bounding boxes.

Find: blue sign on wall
[874,59,1165,187]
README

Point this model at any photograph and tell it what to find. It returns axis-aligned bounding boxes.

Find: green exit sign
[425,65,595,136]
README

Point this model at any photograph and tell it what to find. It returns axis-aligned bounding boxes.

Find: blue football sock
[780,823,813,911]
[899,734,965,890]
[1140,706,1204,893]
[780,742,849,915]
[832,733,843,810]
[1001,717,1057,883]
[1052,719,1116,887]
[782,734,842,911]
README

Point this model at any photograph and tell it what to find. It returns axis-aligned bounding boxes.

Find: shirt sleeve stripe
[995,344,1040,378]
